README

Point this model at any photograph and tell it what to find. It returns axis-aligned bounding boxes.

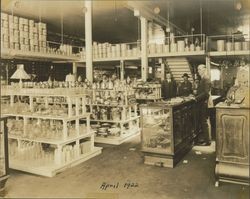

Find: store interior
[0,0,249,198]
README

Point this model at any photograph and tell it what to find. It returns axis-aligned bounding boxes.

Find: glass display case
[0,116,9,195]
[140,99,196,168]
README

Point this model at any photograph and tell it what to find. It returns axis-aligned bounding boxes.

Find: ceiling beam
[126,1,187,35]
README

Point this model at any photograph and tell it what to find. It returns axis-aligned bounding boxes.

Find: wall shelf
[1,48,80,62]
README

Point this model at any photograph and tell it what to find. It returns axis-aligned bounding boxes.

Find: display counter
[215,103,249,185]
[140,97,199,168]
[0,117,9,196]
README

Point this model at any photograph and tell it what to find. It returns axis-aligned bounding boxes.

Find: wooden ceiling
[1,0,249,43]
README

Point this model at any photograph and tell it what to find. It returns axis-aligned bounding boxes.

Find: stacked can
[1,13,10,49]
[38,22,47,53]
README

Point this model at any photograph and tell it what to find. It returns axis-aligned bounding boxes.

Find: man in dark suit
[161,72,177,100]
[178,73,193,96]
[195,64,211,146]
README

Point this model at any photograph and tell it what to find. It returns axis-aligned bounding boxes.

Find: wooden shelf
[94,128,141,145]
[86,103,137,107]
[1,48,80,62]
[79,56,140,62]
[136,97,161,100]
[86,116,140,124]
[1,87,88,97]
[209,50,250,57]
[148,50,205,58]
[6,113,90,121]
[8,131,94,146]
[9,147,102,177]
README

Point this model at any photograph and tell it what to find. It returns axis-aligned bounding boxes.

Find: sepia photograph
[0,0,249,198]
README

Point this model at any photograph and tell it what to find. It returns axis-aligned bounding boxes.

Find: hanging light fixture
[10,64,30,88]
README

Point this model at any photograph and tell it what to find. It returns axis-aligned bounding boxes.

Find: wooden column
[120,60,124,81]
[141,17,148,82]
[73,62,77,80]
[85,0,93,82]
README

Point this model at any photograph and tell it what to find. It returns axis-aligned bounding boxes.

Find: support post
[73,62,77,80]
[141,17,148,82]
[85,0,93,82]
[120,60,124,81]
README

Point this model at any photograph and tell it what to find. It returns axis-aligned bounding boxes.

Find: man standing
[195,64,211,146]
[161,72,177,100]
[178,73,193,96]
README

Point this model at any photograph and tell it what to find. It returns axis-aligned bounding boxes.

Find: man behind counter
[195,64,211,146]
[161,72,177,100]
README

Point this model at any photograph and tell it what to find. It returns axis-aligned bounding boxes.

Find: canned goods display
[14,43,20,50]
[3,21,8,28]
[24,38,29,45]
[24,25,29,32]
[23,31,29,38]
[13,37,19,43]
[14,16,19,23]
[8,15,13,22]
[1,13,8,20]
[19,24,24,31]
[3,42,9,48]
[13,23,19,29]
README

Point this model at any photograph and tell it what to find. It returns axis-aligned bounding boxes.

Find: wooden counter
[215,103,249,185]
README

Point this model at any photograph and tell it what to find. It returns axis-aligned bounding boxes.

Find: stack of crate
[19,17,30,51]
[38,22,47,52]
[1,12,47,53]
[1,13,9,49]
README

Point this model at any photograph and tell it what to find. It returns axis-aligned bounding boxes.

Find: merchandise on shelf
[140,98,198,168]
[80,42,140,60]
[133,82,162,100]
[148,34,204,55]
[1,12,80,57]
[1,88,101,177]
[1,12,46,52]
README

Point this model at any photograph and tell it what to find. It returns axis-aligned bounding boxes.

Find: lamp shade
[10,64,30,80]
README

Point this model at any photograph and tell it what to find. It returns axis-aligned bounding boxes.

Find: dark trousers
[197,102,210,143]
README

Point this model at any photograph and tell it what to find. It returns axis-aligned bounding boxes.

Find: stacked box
[1,12,47,53]
[1,13,9,49]
[38,22,47,52]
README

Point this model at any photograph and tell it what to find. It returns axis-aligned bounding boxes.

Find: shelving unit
[85,88,141,145]
[1,88,102,177]
[1,48,80,62]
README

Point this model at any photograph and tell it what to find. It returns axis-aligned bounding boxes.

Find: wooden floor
[4,136,250,199]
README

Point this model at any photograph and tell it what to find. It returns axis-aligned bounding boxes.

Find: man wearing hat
[178,73,193,96]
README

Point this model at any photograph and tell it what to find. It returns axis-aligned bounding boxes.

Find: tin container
[217,40,225,51]
[234,42,241,51]
[170,43,177,52]
[156,44,163,54]
[163,45,169,53]
[190,44,195,51]
[242,41,249,51]
[226,42,232,51]
[177,40,185,52]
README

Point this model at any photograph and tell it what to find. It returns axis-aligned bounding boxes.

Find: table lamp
[10,64,30,88]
